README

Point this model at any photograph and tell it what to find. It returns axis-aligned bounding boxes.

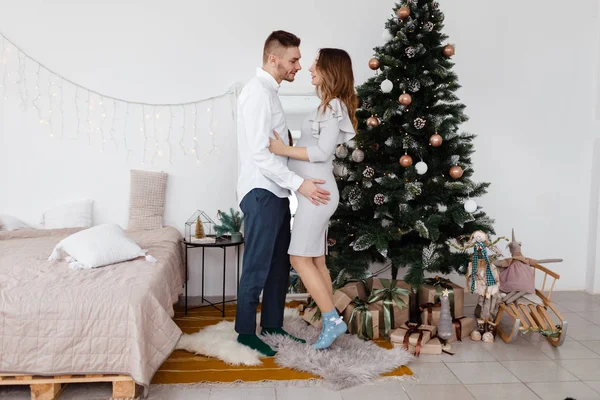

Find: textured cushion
[0,214,30,231]
[42,199,94,229]
[48,223,155,269]
[127,169,168,230]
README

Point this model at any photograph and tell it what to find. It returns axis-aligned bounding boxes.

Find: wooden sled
[493,263,567,347]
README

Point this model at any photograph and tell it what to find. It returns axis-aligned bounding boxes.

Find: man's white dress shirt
[236,68,304,203]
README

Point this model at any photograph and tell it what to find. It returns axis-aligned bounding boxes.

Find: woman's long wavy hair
[315,48,358,131]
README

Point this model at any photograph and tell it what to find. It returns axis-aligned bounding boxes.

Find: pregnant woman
[268,48,357,349]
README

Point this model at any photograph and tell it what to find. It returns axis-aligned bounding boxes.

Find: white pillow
[42,199,94,229]
[0,214,30,231]
[48,223,156,269]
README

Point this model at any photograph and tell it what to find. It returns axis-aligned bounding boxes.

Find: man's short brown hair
[263,30,301,64]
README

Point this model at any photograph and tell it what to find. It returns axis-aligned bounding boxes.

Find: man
[235,30,330,356]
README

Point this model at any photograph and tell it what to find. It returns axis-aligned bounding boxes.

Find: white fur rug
[176,318,263,366]
[175,308,414,390]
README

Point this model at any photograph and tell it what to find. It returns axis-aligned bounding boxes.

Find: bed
[0,226,185,398]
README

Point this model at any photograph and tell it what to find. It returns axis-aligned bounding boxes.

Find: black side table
[183,237,244,317]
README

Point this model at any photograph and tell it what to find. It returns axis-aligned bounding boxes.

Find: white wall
[0,0,599,295]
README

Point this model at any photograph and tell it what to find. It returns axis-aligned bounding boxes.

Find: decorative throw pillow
[48,223,156,269]
[0,214,30,231]
[42,199,94,229]
[127,169,168,230]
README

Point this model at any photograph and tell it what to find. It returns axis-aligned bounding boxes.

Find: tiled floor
[3,291,600,399]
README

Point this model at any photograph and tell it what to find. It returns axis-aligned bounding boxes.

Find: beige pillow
[127,170,168,230]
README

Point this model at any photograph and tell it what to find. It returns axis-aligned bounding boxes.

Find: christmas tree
[195,217,206,239]
[327,0,495,286]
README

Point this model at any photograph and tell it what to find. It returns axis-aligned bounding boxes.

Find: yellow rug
[152,303,413,384]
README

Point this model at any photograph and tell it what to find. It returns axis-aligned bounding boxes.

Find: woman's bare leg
[291,255,334,312]
[313,256,333,302]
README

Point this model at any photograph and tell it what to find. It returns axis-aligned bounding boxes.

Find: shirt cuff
[290,175,304,192]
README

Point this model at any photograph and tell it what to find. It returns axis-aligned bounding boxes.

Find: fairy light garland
[0,37,5,95]
[167,105,174,164]
[192,103,199,163]
[151,106,159,166]
[86,91,92,146]
[48,72,54,137]
[59,77,65,139]
[74,86,81,139]
[109,99,117,148]
[17,51,26,110]
[141,105,148,165]
[0,31,237,165]
[179,105,186,156]
[99,96,106,152]
[123,102,131,160]
[208,100,217,155]
[33,64,41,122]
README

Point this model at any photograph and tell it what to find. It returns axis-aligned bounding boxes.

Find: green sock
[237,334,276,357]
[261,327,306,344]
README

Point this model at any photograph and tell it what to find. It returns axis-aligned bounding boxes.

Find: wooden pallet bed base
[0,373,141,400]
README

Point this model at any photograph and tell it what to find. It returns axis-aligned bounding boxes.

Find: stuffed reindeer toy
[493,229,562,305]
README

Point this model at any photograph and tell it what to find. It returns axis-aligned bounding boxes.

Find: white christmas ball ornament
[380,79,393,93]
[335,145,348,159]
[382,29,393,42]
[464,199,477,213]
[415,161,428,175]
[352,149,365,163]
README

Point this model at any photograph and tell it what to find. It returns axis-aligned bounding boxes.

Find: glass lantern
[185,210,216,242]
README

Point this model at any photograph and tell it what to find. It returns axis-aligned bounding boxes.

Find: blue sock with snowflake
[312,309,347,350]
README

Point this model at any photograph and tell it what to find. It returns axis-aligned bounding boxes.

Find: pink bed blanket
[0,226,184,393]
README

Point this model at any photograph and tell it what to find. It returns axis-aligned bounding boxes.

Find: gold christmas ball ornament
[398,6,411,19]
[449,166,464,179]
[443,44,455,58]
[429,133,443,147]
[399,154,413,168]
[399,92,412,106]
[368,57,381,70]
[366,115,380,128]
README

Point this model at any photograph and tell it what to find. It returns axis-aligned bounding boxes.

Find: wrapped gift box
[302,306,322,329]
[420,302,442,326]
[343,302,380,340]
[302,291,353,329]
[366,278,411,336]
[367,277,412,293]
[418,278,464,318]
[333,290,353,312]
[390,323,437,347]
[448,316,476,343]
[420,304,476,343]
[368,300,409,336]
[338,280,369,302]
[392,337,443,356]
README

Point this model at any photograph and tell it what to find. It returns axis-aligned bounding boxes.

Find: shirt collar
[256,68,281,92]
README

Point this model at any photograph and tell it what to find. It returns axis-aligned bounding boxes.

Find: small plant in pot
[215,208,244,242]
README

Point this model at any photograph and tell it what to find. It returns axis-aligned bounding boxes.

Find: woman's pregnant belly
[288,160,340,217]
[288,158,339,202]
[288,159,335,185]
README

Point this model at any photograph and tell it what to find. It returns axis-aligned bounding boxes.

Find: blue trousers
[235,188,291,334]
